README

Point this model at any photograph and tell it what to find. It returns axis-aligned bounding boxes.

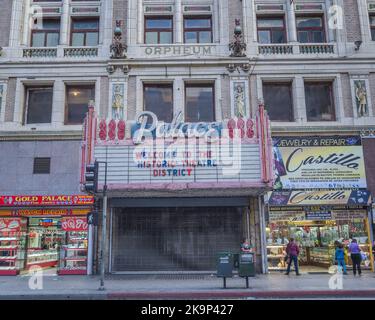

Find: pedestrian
[285,238,301,276]
[335,243,347,275]
[348,239,362,276]
[240,238,253,253]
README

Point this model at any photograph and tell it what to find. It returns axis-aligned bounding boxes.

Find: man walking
[285,238,301,276]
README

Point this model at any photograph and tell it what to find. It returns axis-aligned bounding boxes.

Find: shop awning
[267,189,372,207]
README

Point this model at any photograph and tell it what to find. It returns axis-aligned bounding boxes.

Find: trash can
[239,252,255,275]
[217,252,234,278]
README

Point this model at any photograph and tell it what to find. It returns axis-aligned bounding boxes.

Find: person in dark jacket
[349,239,362,276]
[285,238,301,276]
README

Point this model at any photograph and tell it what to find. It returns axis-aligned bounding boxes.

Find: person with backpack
[285,238,301,276]
[335,243,348,275]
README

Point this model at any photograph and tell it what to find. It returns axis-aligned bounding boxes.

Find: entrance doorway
[111,207,247,272]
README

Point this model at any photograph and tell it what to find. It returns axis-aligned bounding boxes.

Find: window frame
[296,14,326,43]
[143,83,174,123]
[31,18,61,47]
[262,82,294,122]
[24,86,54,125]
[64,84,95,125]
[370,14,375,40]
[257,16,287,44]
[304,81,336,122]
[70,17,100,47]
[184,83,215,123]
[144,16,174,44]
[183,16,213,44]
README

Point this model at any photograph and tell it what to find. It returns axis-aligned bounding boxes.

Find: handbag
[284,254,289,262]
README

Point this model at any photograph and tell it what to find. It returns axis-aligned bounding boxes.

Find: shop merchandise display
[59,231,88,274]
[266,218,373,270]
[0,218,27,275]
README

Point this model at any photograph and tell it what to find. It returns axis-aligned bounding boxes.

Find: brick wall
[221,76,231,119]
[341,74,354,118]
[0,140,83,195]
[100,76,109,117]
[113,0,128,43]
[4,78,16,122]
[127,76,137,120]
[363,138,375,196]
[344,0,362,42]
[0,0,12,47]
[369,73,375,116]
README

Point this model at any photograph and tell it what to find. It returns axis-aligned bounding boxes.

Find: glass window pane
[305,83,335,121]
[146,19,172,29]
[144,85,173,123]
[86,32,98,46]
[272,30,286,43]
[32,33,45,47]
[263,84,293,122]
[312,31,324,43]
[26,88,53,124]
[185,31,197,43]
[46,33,59,46]
[370,16,375,26]
[297,17,322,28]
[184,18,211,29]
[297,31,309,43]
[257,18,284,28]
[145,32,158,44]
[73,20,99,30]
[372,28,375,41]
[185,86,214,122]
[66,86,95,124]
[72,33,84,46]
[199,31,212,43]
[160,32,172,44]
[258,30,271,44]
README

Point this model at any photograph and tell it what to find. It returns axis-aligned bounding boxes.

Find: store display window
[0,218,27,275]
[266,216,373,272]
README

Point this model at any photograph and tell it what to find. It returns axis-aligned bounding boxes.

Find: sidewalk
[0,271,375,299]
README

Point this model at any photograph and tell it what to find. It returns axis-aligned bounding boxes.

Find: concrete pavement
[0,271,375,299]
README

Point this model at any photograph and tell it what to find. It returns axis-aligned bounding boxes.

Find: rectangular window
[305,82,335,121]
[71,18,99,46]
[185,84,215,122]
[65,85,95,125]
[184,17,212,43]
[145,17,173,44]
[143,84,173,123]
[33,158,51,175]
[297,16,325,43]
[31,19,60,47]
[257,17,286,44]
[370,15,375,40]
[263,83,293,122]
[25,87,53,124]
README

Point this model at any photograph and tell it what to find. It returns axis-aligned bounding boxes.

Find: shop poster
[273,136,367,189]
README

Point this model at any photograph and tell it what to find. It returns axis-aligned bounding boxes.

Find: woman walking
[349,239,362,276]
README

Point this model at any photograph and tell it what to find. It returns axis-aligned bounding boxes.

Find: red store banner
[0,195,94,207]
[61,217,88,231]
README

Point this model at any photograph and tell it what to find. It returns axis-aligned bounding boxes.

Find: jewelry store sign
[273,136,367,189]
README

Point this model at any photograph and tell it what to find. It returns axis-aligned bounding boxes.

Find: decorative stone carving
[234,83,246,118]
[354,80,368,117]
[111,83,125,120]
[110,20,127,59]
[229,19,246,57]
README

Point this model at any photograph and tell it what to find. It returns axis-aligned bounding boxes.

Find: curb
[107,290,375,299]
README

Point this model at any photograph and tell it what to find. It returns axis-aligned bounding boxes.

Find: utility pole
[98,161,108,291]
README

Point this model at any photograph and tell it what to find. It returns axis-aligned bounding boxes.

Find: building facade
[0,0,374,275]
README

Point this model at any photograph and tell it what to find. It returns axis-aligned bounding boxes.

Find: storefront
[267,135,374,272]
[0,195,94,275]
[266,190,374,272]
[82,106,274,273]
